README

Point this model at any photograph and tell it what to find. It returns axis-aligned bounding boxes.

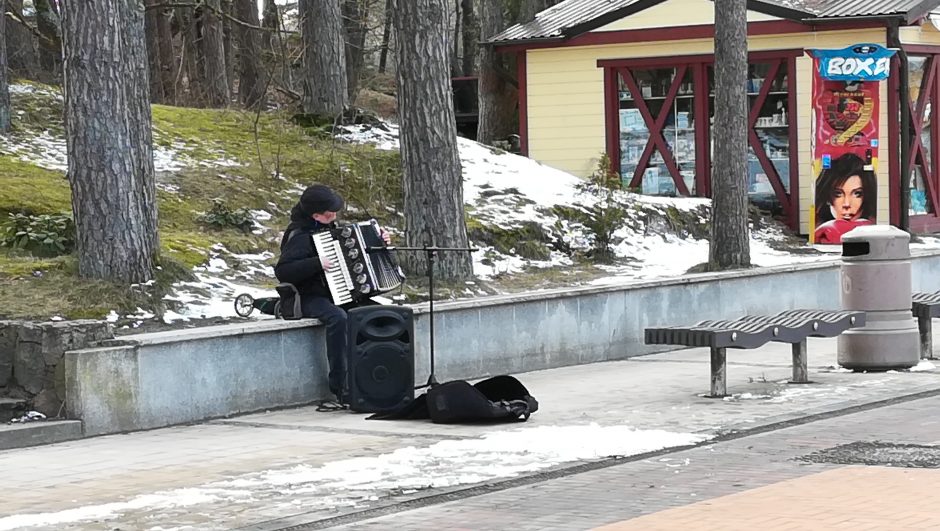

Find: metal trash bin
[838,225,919,369]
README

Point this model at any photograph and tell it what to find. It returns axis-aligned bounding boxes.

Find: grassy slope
[0,82,402,320]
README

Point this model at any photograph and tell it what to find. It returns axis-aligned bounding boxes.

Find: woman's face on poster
[831,174,864,221]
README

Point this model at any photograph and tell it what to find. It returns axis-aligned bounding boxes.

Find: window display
[608,55,798,223]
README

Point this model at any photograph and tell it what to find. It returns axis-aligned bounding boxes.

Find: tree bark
[144,0,166,103]
[5,0,39,77]
[60,0,158,283]
[450,0,460,76]
[477,0,516,145]
[202,0,231,106]
[393,0,474,281]
[460,0,476,75]
[378,0,392,73]
[177,6,205,105]
[222,0,236,97]
[234,0,265,109]
[0,0,10,133]
[154,5,177,104]
[709,0,750,269]
[300,0,348,116]
[33,0,61,80]
[342,0,368,102]
[260,0,277,54]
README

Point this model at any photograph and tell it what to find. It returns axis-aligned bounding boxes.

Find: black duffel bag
[369,375,538,424]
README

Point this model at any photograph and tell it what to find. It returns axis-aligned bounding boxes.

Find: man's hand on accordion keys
[320,257,335,271]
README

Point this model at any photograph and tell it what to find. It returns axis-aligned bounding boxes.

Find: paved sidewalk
[0,338,938,530]
[596,466,940,531]
[332,395,940,531]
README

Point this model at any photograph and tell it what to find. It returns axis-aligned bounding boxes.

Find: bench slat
[644,309,865,349]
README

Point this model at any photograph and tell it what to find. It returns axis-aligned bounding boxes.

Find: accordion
[312,219,405,305]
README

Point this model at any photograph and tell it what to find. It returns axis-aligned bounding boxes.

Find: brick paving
[0,338,938,530]
[595,466,940,531]
[326,396,940,531]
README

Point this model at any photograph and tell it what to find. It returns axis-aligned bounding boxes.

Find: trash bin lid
[841,225,910,261]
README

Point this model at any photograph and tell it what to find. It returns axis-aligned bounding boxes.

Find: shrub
[0,212,75,257]
[197,199,254,233]
[553,154,627,262]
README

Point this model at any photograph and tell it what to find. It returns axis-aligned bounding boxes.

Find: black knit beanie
[299,184,344,215]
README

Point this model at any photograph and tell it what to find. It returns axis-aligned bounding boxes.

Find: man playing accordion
[275,184,392,411]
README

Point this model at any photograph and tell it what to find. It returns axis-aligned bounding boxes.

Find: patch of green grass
[7,81,65,136]
[0,83,412,321]
[0,158,71,215]
[467,216,553,260]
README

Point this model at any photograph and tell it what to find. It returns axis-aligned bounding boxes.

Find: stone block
[0,321,15,387]
[13,323,44,394]
[41,322,72,365]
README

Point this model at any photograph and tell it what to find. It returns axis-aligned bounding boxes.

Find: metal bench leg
[710,347,727,398]
[919,316,934,360]
[790,339,809,384]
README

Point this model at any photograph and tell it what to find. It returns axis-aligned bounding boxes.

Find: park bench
[644,309,866,397]
[912,291,940,360]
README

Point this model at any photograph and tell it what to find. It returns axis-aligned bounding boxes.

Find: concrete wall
[66,250,940,436]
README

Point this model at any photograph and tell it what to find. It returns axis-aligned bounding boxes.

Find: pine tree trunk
[393,0,474,281]
[299,0,348,116]
[0,0,10,133]
[342,0,368,102]
[234,0,265,109]
[477,0,517,145]
[709,0,750,269]
[5,0,39,77]
[61,0,158,283]
[203,0,231,106]
[378,0,393,73]
[450,0,460,76]
[34,0,61,80]
[178,7,205,105]
[155,5,177,104]
[222,0,236,97]
[144,0,166,103]
[261,0,292,91]
[260,0,277,55]
[460,0,476,75]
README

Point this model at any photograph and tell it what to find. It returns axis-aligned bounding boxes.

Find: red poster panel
[811,71,880,244]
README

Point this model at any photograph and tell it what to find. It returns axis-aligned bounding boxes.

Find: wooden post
[790,340,809,383]
[710,347,727,398]
[919,315,934,360]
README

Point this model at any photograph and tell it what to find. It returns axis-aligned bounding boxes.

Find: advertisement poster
[809,44,895,244]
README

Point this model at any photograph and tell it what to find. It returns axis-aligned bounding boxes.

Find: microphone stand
[370,244,476,390]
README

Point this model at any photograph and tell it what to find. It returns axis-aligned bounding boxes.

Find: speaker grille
[352,342,412,408]
[347,306,415,413]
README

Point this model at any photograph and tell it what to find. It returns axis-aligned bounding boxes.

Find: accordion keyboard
[312,232,355,305]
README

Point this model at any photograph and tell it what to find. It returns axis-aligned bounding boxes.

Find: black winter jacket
[274,204,334,300]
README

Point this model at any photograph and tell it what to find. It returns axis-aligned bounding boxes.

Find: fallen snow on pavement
[0,424,709,530]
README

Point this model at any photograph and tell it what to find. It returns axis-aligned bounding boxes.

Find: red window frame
[889,46,940,233]
[600,50,802,229]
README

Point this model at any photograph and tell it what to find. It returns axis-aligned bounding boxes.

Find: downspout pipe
[888,19,912,233]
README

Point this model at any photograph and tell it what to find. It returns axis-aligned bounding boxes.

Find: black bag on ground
[368,375,538,424]
[275,282,302,320]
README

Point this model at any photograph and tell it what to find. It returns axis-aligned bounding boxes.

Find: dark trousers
[301,296,376,400]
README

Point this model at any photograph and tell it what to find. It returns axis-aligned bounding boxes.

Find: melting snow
[0,424,709,529]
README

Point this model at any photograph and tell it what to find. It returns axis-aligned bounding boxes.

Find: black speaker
[346,305,415,413]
